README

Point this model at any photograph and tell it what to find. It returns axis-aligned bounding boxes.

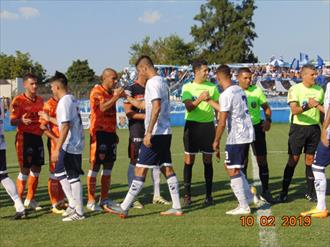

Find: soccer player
[124,72,170,208]
[39,96,66,214]
[10,73,44,211]
[278,64,324,203]
[50,71,85,221]
[213,65,258,215]
[1,99,26,219]
[181,60,220,206]
[237,67,275,203]
[87,68,124,212]
[301,82,329,218]
[109,55,182,218]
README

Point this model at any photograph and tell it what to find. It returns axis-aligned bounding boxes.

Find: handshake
[198,91,211,101]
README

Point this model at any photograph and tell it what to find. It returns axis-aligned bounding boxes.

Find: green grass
[1,125,329,247]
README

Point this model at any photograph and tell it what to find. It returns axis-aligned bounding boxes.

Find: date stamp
[240,215,312,227]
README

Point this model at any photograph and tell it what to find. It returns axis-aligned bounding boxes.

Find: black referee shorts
[288,124,320,155]
[251,122,267,156]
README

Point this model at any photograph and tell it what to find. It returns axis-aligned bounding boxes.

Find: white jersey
[56,94,85,154]
[145,75,172,135]
[325,82,330,140]
[0,100,5,150]
[220,85,254,144]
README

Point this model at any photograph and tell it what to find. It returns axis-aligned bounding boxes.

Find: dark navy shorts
[136,135,172,168]
[312,141,330,172]
[225,143,250,169]
[0,149,8,180]
[54,149,84,180]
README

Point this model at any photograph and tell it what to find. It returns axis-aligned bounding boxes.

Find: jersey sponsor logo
[251,101,257,108]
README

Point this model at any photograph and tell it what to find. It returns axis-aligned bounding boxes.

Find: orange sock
[26,171,39,201]
[87,170,97,203]
[58,181,65,202]
[16,173,28,199]
[48,176,60,206]
[101,169,112,201]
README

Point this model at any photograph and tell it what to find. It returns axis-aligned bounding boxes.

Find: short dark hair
[192,60,208,73]
[216,65,231,78]
[238,67,251,75]
[23,73,38,82]
[49,71,68,86]
[302,64,316,72]
[135,55,154,68]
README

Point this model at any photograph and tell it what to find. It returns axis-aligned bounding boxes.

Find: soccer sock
[16,173,28,199]
[230,173,249,209]
[48,174,60,206]
[101,169,111,201]
[240,171,254,201]
[1,177,25,212]
[203,162,213,198]
[59,177,75,208]
[70,178,84,215]
[127,164,135,188]
[259,165,269,192]
[26,171,39,201]
[166,173,181,209]
[241,165,248,178]
[183,163,193,196]
[313,170,326,210]
[305,165,315,195]
[58,180,65,202]
[121,176,145,211]
[87,170,97,203]
[152,167,161,198]
[282,164,295,194]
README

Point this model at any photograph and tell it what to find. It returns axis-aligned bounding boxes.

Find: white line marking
[251,148,280,247]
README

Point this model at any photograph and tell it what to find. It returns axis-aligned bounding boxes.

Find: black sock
[282,164,295,195]
[242,165,248,178]
[204,162,213,198]
[259,165,269,193]
[183,163,193,196]
[305,165,315,195]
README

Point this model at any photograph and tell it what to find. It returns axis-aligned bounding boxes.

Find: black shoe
[183,195,191,207]
[305,193,317,202]
[204,196,214,207]
[276,192,288,203]
[260,190,276,204]
[13,210,27,220]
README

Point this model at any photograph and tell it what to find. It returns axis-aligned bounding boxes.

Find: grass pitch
[0,125,329,247]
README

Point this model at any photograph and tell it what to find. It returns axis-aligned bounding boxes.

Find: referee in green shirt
[237,67,275,204]
[181,60,220,207]
[278,64,324,203]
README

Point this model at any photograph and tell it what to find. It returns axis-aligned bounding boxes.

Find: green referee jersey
[287,83,324,125]
[181,80,220,122]
[244,85,267,125]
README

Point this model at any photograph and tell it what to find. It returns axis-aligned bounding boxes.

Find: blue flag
[316,55,324,68]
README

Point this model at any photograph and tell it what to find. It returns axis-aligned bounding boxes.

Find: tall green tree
[0,51,46,81]
[129,36,157,65]
[191,0,258,64]
[66,59,96,98]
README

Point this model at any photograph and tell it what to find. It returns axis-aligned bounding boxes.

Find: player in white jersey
[0,98,26,219]
[49,71,85,221]
[212,65,259,215]
[301,82,330,218]
[109,55,182,218]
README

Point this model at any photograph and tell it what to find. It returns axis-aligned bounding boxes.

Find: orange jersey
[10,94,44,136]
[89,85,117,135]
[40,97,59,137]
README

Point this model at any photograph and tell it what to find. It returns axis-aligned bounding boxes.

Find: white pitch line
[251,148,280,247]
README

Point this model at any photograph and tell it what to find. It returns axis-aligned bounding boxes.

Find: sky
[1,0,329,75]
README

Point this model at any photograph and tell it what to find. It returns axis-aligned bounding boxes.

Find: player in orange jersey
[39,96,66,214]
[87,68,124,211]
[10,73,44,211]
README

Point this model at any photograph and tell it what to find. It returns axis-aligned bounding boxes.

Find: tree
[129,36,157,65]
[191,0,258,64]
[0,51,46,82]
[66,59,96,98]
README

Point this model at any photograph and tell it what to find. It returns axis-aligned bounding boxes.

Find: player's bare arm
[39,111,57,125]
[184,90,209,112]
[99,87,124,112]
[124,102,145,120]
[261,102,272,131]
[125,96,146,110]
[144,99,161,148]
[51,122,70,163]
[321,107,330,147]
[11,113,32,126]
[213,111,228,159]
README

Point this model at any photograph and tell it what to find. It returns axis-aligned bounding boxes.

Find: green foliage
[0,51,46,82]
[129,34,197,65]
[191,0,258,64]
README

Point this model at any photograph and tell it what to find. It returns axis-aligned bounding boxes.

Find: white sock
[127,164,135,188]
[230,175,249,209]
[313,170,327,210]
[166,175,181,209]
[152,167,161,197]
[121,178,144,211]
[70,179,84,215]
[1,177,25,212]
[59,178,75,208]
[240,171,254,201]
